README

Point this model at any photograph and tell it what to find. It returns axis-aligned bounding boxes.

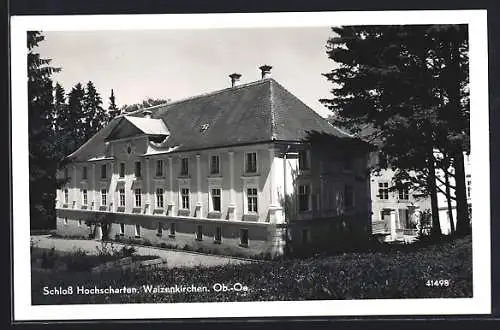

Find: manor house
[56,65,373,257]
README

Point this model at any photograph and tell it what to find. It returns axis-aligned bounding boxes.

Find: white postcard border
[11,10,490,320]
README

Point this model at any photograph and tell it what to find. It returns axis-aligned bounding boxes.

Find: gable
[105,118,144,141]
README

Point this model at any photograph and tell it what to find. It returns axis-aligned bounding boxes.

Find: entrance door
[381,209,391,232]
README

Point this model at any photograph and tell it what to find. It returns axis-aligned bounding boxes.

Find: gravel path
[30,235,253,268]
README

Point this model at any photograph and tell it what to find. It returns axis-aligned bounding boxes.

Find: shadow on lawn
[292,232,471,259]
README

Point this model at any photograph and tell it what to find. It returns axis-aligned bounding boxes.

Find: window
[181,188,190,209]
[298,184,311,212]
[82,166,87,180]
[398,186,409,200]
[101,164,107,179]
[245,152,257,173]
[119,223,125,235]
[156,159,163,177]
[240,229,249,247]
[119,163,125,178]
[196,225,203,241]
[322,181,335,211]
[301,228,309,245]
[64,168,69,179]
[135,161,142,178]
[64,189,68,204]
[298,150,310,171]
[343,158,352,171]
[82,189,88,205]
[211,188,221,212]
[210,155,220,175]
[215,226,222,243]
[180,157,189,176]
[135,224,141,237]
[169,223,176,237]
[78,219,82,227]
[64,217,68,225]
[157,223,163,237]
[119,188,125,207]
[344,184,354,208]
[247,188,258,213]
[466,177,472,199]
[156,188,164,208]
[378,182,389,200]
[134,188,142,207]
[101,189,107,206]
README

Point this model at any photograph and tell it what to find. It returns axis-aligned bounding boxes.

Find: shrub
[118,245,137,258]
[40,247,57,269]
[31,235,472,304]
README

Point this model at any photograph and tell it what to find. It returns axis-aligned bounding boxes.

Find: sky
[36,27,339,118]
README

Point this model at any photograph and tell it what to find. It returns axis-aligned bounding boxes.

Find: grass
[31,241,158,273]
[31,234,472,305]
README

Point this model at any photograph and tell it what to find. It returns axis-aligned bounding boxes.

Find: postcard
[10,10,490,321]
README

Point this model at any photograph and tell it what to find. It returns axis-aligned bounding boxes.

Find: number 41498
[426,279,450,287]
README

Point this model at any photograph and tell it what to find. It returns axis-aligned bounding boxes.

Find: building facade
[55,66,373,258]
[370,167,431,242]
[370,152,472,242]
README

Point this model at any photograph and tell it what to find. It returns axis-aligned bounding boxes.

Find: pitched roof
[69,78,363,160]
[145,78,351,153]
[355,123,383,147]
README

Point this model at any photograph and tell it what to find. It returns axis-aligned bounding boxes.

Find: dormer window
[200,123,209,132]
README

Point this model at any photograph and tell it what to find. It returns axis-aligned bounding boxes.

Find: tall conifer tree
[321,25,470,236]
[28,31,61,229]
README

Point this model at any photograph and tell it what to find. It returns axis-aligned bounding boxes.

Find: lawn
[31,234,472,304]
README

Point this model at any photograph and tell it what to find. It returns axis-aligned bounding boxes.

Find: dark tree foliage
[56,82,86,157]
[120,97,170,113]
[28,31,61,229]
[107,89,120,120]
[83,81,108,141]
[320,25,470,236]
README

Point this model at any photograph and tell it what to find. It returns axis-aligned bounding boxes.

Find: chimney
[229,73,242,87]
[259,65,272,79]
[143,109,152,119]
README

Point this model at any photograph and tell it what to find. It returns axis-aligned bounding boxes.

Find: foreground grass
[32,235,472,304]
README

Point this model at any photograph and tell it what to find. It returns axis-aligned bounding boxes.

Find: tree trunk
[454,152,470,236]
[444,161,455,235]
[428,153,441,237]
[447,34,470,237]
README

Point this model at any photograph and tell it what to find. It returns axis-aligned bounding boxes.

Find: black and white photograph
[10,10,490,320]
